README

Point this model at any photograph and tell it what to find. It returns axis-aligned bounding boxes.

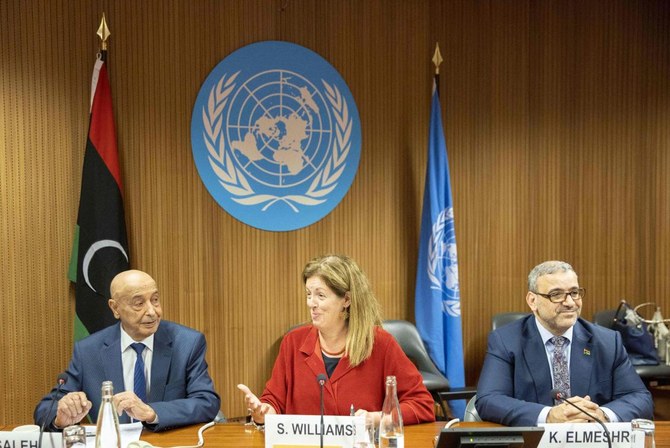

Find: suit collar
[569,319,594,398]
[148,322,173,402]
[96,323,173,423]
[101,324,125,386]
[521,317,554,405]
[100,324,127,421]
[521,317,594,402]
[534,318,575,345]
[119,325,155,352]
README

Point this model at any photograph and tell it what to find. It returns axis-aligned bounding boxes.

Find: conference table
[138,421,670,447]
[3,422,668,446]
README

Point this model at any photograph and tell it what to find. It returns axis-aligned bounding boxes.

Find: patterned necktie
[131,343,147,402]
[550,336,570,401]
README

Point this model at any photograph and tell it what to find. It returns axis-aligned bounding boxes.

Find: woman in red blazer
[238,254,435,427]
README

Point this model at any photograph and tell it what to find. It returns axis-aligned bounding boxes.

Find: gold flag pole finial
[432,43,443,75]
[97,13,110,51]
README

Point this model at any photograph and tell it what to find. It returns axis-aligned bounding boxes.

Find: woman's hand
[354,409,381,427]
[237,384,276,424]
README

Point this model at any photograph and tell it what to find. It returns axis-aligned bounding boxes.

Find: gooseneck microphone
[39,373,68,448]
[550,389,612,448]
[317,374,327,448]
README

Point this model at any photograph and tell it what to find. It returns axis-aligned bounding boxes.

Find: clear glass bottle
[379,375,404,448]
[95,381,121,448]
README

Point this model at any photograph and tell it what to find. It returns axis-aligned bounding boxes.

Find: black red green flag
[68,51,129,341]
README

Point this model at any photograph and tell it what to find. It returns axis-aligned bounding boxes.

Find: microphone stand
[39,374,68,448]
[317,374,327,448]
[551,389,612,448]
[320,383,324,448]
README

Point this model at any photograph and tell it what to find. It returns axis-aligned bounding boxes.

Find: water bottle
[379,375,403,448]
[95,381,121,448]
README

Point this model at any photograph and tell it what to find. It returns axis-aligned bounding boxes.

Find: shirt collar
[120,325,155,352]
[534,317,574,346]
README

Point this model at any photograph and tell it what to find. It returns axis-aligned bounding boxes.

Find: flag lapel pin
[583,348,591,356]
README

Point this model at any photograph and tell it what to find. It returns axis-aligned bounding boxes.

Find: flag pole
[69,12,129,340]
[97,13,110,51]
[432,42,443,94]
[415,41,466,419]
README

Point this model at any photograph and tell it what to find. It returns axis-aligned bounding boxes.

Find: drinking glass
[631,418,655,448]
[62,425,87,448]
[354,414,376,448]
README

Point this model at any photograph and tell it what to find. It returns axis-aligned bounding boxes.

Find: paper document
[84,422,143,447]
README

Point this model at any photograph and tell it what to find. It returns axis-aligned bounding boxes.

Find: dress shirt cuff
[537,406,551,425]
[600,407,618,423]
[49,418,62,432]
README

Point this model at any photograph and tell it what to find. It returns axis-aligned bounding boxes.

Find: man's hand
[547,395,600,423]
[54,392,92,428]
[112,391,156,423]
[591,405,610,423]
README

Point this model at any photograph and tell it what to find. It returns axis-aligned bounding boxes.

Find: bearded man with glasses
[475,260,653,426]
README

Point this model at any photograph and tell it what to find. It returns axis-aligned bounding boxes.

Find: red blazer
[260,325,435,425]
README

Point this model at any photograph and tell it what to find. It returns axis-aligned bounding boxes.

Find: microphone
[317,374,327,448]
[39,373,68,448]
[550,389,612,448]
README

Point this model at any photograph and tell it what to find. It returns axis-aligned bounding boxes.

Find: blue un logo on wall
[191,41,361,231]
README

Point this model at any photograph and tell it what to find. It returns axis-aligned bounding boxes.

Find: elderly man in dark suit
[34,270,220,432]
[476,260,653,426]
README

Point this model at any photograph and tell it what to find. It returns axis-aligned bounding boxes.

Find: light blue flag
[415,80,466,419]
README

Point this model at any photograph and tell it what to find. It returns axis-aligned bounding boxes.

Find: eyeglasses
[533,287,586,303]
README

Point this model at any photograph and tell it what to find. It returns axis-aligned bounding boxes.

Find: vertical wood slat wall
[1,0,668,423]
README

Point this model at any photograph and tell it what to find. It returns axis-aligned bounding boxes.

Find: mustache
[557,307,579,313]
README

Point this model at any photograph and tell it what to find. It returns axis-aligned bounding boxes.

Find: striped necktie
[131,342,147,402]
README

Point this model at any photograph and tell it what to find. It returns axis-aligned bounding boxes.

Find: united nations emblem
[191,41,361,231]
[428,207,461,317]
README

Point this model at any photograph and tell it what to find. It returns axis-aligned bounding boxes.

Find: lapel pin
[583,348,591,356]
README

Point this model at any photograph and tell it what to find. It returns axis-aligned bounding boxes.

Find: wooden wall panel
[1,0,669,423]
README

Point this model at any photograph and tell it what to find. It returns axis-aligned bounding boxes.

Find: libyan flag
[68,50,129,341]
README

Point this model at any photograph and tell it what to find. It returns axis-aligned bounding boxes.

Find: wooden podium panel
[2,422,669,448]
[136,421,670,448]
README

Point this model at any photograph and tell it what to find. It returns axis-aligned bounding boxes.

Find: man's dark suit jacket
[475,315,653,426]
[34,320,221,431]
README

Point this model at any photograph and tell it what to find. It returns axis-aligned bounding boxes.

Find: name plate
[265,415,366,448]
[539,423,640,448]
[0,431,62,448]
